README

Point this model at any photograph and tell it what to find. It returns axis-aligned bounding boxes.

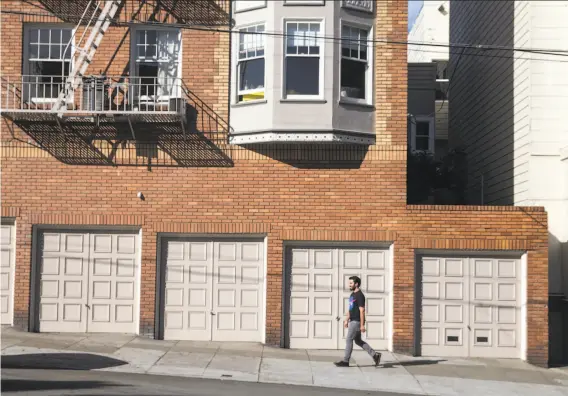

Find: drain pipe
[226,0,233,144]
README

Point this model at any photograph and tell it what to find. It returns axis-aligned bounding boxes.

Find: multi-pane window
[340,25,369,101]
[285,21,322,98]
[237,24,265,102]
[26,27,72,99]
[412,118,435,152]
[134,29,180,98]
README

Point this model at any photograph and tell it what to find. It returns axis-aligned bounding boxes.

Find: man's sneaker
[334,360,349,367]
[373,352,382,367]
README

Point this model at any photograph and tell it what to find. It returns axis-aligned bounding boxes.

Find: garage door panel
[421,257,469,357]
[212,241,263,342]
[421,256,521,359]
[164,241,213,340]
[289,247,390,350]
[339,248,389,350]
[469,258,520,359]
[164,239,263,342]
[87,233,138,333]
[289,248,337,349]
[39,232,89,333]
[38,231,139,334]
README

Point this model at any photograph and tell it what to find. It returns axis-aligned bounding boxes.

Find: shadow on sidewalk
[1,379,124,393]
[1,353,127,370]
[377,359,446,369]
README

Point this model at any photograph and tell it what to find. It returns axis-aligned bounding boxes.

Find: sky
[408,0,424,32]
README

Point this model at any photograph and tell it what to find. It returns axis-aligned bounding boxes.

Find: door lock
[336,316,341,321]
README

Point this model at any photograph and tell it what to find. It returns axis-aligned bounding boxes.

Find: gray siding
[408,63,436,118]
[449,0,524,205]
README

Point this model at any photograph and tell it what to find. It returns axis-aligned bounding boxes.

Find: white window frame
[234,0,267,13]
[410,116,435,153]
[23,24,75,104]
[283,0,325,5]
[338,20,373,106]
[236,22,266,103]
[129,26,183,103]
[282,19,325,101]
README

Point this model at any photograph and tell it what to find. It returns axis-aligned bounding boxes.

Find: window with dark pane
[284,21,321,97]
[340,25,369,101]
[237,24,265,102]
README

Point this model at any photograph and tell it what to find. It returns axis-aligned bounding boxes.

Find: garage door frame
[414,251,527,361]
[30,225,142,334]
[155,233,268,343]
[282,242,394,351]
[1,218,16,326]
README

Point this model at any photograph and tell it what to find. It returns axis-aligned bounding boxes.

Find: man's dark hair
[349,276,361,287]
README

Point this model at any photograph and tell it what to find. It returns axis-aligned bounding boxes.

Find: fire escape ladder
[52,0,123,115]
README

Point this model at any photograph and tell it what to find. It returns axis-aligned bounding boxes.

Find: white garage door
[39,231,139,333]
[420,256,521,358]
[288,247,390,350]
[1,221,16,325]
[163,238,264,342]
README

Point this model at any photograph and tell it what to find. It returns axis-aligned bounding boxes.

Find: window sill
[232,99,268,108]
[338,99,374,109]
[280,99,327,104]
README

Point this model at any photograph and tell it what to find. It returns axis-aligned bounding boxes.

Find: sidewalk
[2,328,568,396]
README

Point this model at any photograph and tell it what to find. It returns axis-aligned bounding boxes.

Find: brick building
[0,0,549,366]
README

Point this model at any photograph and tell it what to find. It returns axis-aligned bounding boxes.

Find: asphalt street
[1,368,418,396]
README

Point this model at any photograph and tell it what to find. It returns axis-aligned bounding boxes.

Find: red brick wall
[0,1,549,366]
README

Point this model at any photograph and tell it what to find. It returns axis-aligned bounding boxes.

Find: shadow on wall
[2,101,234,169]
[549,232,568,366]
[245,143,369,169]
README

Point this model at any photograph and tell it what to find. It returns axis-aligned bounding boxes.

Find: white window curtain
[136,29,181,99]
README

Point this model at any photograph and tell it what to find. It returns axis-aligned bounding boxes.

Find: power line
[3,7,568,57]
[189,25,568,57]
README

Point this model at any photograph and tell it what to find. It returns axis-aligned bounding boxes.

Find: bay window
[340,24,369,102]
[284,21,322,98]
[237,24,265,102]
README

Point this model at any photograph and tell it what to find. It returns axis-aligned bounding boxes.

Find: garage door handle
[85,304,90,310]
[336,317,341,321]
[210,311,216,316]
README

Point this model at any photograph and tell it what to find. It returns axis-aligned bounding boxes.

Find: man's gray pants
[343,320,376,363]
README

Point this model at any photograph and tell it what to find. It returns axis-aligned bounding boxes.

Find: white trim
[282,18,325,100]
[236,22,266,103]
[234,0,267,13]
[387,243,394,352]
[129,26,183,99]
[338,19,374,106]
[229,131,375,145]
[520,252,528,361]
[283,0,325,5]
[262,236,268,344]
[135,228,143,336]
[22,23,75,103]
[410,115,435,153]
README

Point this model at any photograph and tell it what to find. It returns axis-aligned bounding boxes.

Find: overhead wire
[2,7,568,58]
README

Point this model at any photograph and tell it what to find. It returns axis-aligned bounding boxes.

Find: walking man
[334,276,382,367]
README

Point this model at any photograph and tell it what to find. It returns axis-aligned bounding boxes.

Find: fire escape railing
[2,0,232,28]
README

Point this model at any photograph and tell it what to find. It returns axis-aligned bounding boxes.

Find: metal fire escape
[51,0,122,114]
